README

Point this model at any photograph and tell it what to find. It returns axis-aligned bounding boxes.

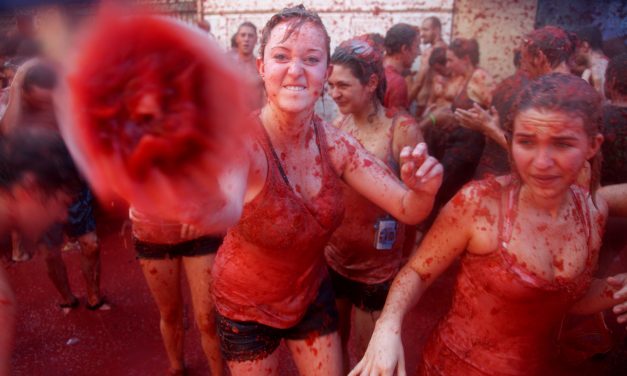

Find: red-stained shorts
[133,235,222,259]
[328,267,392,312]
[216,277,338,362]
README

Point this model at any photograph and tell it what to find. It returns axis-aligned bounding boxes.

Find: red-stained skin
[403,100,607,374]
[512,109,601,203]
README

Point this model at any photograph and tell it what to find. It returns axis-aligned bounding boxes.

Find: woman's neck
[352,100,380,126]
[519,184,570,219]
[260,104,314,147]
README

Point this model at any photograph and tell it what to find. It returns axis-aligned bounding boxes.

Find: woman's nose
[286,59,304,76]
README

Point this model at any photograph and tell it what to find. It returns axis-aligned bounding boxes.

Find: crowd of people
[0,3,626,376]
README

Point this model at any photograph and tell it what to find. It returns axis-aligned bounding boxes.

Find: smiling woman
[60,4,443,376]
[325,36,422,373]
[210,5,443,376]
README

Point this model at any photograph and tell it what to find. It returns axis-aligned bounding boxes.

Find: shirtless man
[410,17,448,116]
[232,21,265,111]
[576,26,609,97]
[383,23,420,111]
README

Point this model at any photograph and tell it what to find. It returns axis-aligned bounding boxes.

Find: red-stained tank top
[324,114,406,284]
[421,179,596,376]
[212,115,344,328]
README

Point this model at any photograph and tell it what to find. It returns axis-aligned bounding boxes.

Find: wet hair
[524,26,577,69]
[507,73,603,195]
[384,23,419,55]
[0,128,81,195]
[577,25,603,51]
[237,21,257,34]
[362,33,385,55]
[605,52,627,97]
[230,33,238,49]
[259,5,330,63]
[429,46,447,67]
[22,62,57,92]
[424,16,441,31]
[331,37,387,104]
[449,38,479,66]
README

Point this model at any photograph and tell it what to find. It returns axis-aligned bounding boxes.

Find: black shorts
[217,277,338,362]
[328,267,392,312]
[39,185,97,248]
[65,185,97,238]
[133,235,223,260]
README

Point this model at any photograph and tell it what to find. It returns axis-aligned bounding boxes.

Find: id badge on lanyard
[374,216,397,250]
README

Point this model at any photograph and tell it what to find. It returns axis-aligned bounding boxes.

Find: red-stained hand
[349,319,406,376]
[399,142,443,197]
[454,103,499,135]
[58,11,251,231]
[608,273,627,329]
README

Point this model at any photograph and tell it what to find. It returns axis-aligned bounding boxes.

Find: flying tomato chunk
[59,12,251,231]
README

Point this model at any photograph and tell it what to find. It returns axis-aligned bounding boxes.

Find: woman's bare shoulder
[452,175,507,207]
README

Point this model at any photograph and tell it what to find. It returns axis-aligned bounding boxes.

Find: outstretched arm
[569,276,627,317]
[598,184,627,217]
[350,186,477,376]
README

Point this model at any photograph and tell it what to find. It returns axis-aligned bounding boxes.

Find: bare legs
[42,230,105,309]
[140,254,223,375]
[77,232,103,307]
[335,297,352,374]
[226,332,343,376]
[0,266,15,376]
[140,257,185,373]
[43,243,76,307]
[288,331,343,376]
[182,255,223,375]
[352,307,381,360]
[336,298,381,372]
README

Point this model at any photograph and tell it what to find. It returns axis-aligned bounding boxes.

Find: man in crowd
[383,23,420,111]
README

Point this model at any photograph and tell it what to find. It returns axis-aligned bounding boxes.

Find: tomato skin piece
[60,12,251,230]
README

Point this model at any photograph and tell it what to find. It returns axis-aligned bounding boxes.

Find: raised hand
[399,142,443,197]
[454,103,493,132]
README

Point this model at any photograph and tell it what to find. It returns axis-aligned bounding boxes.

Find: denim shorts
[216,277,338,362]
[328,267,392,312]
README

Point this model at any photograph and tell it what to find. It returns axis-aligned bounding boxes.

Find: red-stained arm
[598,184,627,217]
[349,185,477,376]
[325,123,442,225]
[392,112,424,162]
[569,276,627,316]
